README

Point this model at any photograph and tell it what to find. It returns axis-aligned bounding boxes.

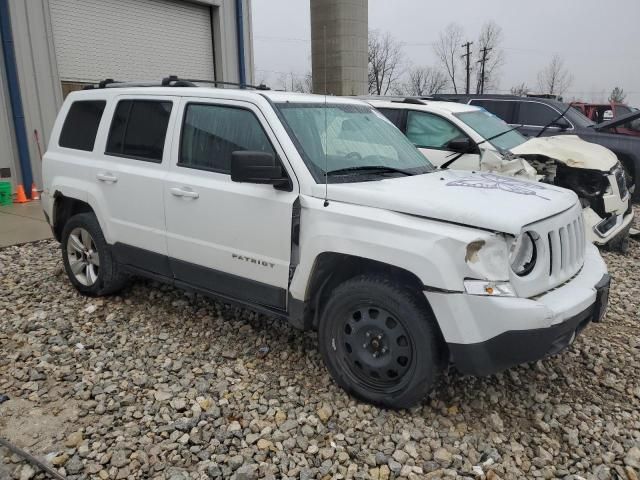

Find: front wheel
[318,275,443,408]
[61,213,128,296]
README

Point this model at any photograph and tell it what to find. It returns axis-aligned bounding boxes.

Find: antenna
[323,25,329,207]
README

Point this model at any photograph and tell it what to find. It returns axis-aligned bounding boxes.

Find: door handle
[96,172,118,183]
[170,187,199,199]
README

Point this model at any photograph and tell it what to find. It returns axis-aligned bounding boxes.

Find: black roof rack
[83,75,270,91]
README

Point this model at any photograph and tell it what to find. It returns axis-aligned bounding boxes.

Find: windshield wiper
[440,124,524,170]
[535,104,573,138]
[325,165,414,177]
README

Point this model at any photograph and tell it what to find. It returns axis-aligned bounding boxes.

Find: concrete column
[310,0,368,96]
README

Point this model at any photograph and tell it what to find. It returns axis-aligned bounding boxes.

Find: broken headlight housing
[509,232,537,276]
[557,167,608,199]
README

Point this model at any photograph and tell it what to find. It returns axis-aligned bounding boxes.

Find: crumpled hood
[313,170,578,235]
[511,135,617,171]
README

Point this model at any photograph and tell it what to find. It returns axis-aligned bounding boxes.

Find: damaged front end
[508,136,633,250]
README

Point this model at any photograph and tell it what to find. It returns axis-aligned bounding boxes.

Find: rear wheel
[318,275,443,408]
[61,213,128,296]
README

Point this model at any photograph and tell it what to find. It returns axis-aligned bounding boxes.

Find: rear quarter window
[59,100,106,151]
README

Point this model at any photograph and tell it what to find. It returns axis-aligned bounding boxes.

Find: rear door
[90,96,176,275]
[404,110,479,169]
[164,97,298,310]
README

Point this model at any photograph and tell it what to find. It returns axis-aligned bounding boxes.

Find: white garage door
[49,0,215,83]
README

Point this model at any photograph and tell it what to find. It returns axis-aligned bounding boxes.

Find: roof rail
[83,75,270,91]
[161,75,270,90]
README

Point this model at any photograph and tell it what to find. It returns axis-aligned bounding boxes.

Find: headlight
[509,232,537,276]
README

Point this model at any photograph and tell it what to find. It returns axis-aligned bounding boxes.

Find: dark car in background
[433,94,640,202]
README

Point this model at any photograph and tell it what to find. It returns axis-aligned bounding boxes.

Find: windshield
[276,102,434,182]
[455,109,527,152]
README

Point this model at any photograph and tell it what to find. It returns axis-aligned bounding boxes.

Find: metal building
[0,0,254,197]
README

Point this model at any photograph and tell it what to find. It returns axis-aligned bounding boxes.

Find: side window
[105,100,172,162]
[470,100,515,123]
[405,111,466,149]
[179,104,275,173]
[517,102,560,127]
[376,108,403,128]
[59,100,106,151]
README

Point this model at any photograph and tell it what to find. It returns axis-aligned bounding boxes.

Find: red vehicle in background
[571,102,640,138]
[571,102,634,123]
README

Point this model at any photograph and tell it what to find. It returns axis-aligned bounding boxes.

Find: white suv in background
[42,79,610,408]
[366,98,633,251]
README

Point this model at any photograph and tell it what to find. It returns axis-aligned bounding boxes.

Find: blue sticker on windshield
[446,173,550,200]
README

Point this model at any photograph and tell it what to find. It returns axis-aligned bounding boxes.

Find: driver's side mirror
[231,151,290,189]
[551,117,571,130]
[446,137,476,153]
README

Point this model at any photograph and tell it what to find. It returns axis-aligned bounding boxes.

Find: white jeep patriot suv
[42,78,610,408]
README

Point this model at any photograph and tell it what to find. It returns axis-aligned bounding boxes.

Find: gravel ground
[1,209,639,480]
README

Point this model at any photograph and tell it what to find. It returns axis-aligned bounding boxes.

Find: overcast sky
[252,0,640,106]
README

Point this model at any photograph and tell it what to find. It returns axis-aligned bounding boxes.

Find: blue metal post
[235,0,246,88]
[0,0,33,196]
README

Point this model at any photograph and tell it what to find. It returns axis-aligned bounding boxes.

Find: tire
[61,213,128,296]
[318,275,443,409]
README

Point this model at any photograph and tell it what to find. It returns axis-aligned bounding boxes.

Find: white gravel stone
[0,208,638,479]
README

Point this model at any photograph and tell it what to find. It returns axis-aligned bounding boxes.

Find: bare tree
[401,66,448,96]
[474,21,505,93]
[609,87,627,103]
[537,55,573,96]
[433,23,464,93]
[277,72,313,93]
[368,30,403,95]
[510,82,529,96]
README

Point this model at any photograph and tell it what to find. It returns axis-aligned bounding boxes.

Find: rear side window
[517,102,559,127]
[179,104,275,173]
[59,100,106,151]
[106,100,172,162]
[406,111,466,149]
[470,100,515,123]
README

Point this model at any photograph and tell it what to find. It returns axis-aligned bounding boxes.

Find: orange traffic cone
[14,184,28,203]
[31,183,40,200]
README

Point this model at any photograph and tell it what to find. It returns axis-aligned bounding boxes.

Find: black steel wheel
[338,306,415,392]
[319,275,443,408]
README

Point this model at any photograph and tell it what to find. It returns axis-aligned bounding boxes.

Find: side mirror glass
[230,151,289,188]
[446,137,475,153]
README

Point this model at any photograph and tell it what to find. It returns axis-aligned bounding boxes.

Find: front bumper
[584,206,634,246]
[425,244,609,376]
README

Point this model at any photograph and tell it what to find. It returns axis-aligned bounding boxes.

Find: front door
[164,98,298,310]
[404,110,480,170]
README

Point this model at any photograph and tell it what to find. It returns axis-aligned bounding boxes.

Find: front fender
[290,196,499,300]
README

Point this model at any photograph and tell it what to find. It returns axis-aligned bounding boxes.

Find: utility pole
[461,41,473,94]
[477,47,492,94]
